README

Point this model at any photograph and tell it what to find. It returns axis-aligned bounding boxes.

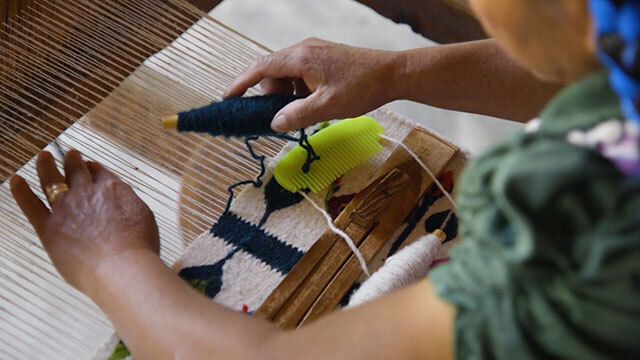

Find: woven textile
[94,109,469,360]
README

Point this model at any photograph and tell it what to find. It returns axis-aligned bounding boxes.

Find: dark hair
[589,0,640,124]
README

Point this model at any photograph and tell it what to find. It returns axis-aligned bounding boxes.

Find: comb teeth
[274,116,385,193]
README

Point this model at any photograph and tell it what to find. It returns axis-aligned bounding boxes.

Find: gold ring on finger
[45,182,69,204]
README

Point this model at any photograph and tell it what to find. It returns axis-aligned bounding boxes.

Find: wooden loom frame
[179,0,487,44]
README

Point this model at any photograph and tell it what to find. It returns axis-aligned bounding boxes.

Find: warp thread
[346,232,443,308]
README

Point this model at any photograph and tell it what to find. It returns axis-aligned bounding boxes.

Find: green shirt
[430,71,640,359]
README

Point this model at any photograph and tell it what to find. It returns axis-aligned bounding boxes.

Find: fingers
[294,78,311,96]
[10,175,50,235]
[224,52,302,99]
[64,150,92,188]
[271,91,334,132]
[260,78,294,95]
[86,161,118,182]
[36,151,67,200]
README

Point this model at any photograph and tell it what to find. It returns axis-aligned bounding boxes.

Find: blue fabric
[590,0,640,124]
[618,2,640,41]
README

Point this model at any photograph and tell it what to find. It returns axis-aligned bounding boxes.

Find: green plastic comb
[274,115,385,193]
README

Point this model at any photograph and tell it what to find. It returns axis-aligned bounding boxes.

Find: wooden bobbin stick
[297,127,459,326]
[162,115,179,130]
[254,168,409,323]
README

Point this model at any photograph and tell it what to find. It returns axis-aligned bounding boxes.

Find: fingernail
[272,114,287,132]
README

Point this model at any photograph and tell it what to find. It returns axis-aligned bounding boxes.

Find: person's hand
[10,150,159,296]
[224,38,405,132]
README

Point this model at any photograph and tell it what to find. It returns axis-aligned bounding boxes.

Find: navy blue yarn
[223,136,266,213]
[386,180,455,257]
[590,0,640,123]
[223,133,318,213]
[210,212,304,274]
[177,94,302,137]
[296,129,321,173]
[178,248,239,298]
[339,282,361,307]
[424,210,458,244]
[177,95,322,213]
[178,211,306,299]
[259,176,305,227]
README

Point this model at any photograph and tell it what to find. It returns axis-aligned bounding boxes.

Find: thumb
[271,91,332,132]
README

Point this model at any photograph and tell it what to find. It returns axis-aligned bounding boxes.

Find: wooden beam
[188,0,486,44]
[184,0,223,12]
[355,0,486,44]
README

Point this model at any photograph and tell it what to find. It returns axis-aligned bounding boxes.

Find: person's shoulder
[455,120,640,261]
[431,121,640,360]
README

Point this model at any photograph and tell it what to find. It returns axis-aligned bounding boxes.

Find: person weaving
[9,0,640,358]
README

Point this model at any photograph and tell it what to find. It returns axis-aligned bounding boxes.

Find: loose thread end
[162,115,179,130]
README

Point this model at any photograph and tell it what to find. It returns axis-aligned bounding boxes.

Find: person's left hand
[10,150,160,296]
[224,38,403,132]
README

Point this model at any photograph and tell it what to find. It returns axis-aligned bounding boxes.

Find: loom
[0,1,283,357]
[0,1,462,358]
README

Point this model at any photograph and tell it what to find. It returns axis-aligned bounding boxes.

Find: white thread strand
[347,233,441,308]
[299,191,371,277]
[380,134,457,210]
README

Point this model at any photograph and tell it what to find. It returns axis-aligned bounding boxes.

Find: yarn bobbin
[346,229,446,308]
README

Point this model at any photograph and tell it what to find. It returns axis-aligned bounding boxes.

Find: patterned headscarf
[583,0,640,176]
[589,0,640,123]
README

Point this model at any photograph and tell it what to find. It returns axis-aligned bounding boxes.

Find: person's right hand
[224,38,405,132]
